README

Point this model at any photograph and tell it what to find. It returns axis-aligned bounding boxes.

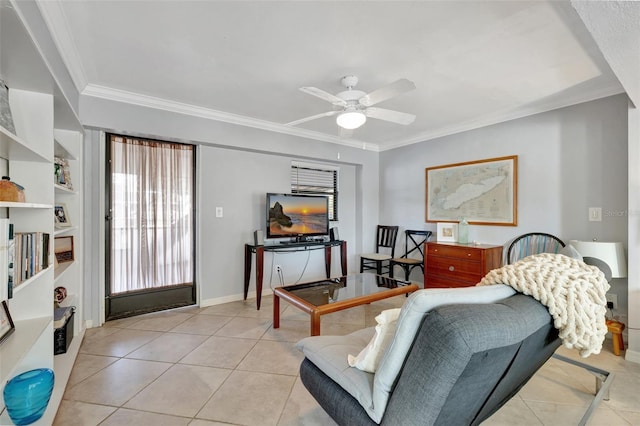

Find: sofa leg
[552,354,614,426]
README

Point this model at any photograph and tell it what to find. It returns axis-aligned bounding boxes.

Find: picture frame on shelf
[1,300,15,345]
[54,236,74,264]
[436,222,458,242]
[54,203,72,227]
[54,157,72,190]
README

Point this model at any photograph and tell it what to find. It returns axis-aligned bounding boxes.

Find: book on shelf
[12,231,50,289]
[7,223,14,299]
[0,218,8,300]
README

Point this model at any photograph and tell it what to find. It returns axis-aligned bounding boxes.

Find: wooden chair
[360,225,399,275]
[389,230,432,281]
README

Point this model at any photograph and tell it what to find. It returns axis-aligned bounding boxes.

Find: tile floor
[54,295,640,426]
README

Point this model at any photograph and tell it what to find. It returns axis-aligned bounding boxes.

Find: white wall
[80,96,377,325]
[198,145,357,305]
[380,94,629,316]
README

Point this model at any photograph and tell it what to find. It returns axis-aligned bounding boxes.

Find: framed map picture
[425,155,517,226]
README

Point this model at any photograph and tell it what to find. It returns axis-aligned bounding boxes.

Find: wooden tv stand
[244,240,347,310]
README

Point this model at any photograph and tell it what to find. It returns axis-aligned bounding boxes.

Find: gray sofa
[297,285,561,425]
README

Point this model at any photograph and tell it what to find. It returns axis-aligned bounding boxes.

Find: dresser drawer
[427,256,483,279]
[425,274,477,289]
[426,244,483,261]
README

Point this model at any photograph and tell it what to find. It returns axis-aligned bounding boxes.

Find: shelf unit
[1,2,84,422]
[53,131,83,344]
[0,89,56,419]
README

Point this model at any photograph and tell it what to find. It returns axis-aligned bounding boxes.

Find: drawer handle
[467,253,471,257]
[449,266,455,271]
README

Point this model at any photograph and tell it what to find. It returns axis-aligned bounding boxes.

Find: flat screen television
[266,193,329,240]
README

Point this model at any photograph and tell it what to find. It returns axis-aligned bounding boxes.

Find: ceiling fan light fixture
[336,111,366,130]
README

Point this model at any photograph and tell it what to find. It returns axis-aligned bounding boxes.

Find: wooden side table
[606,319,625,356]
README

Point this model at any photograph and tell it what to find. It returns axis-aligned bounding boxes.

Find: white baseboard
[200,288,274,308]
[625,348,640,364]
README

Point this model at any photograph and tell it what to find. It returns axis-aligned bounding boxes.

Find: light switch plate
[588,207,602,222]
[215,207,223,218]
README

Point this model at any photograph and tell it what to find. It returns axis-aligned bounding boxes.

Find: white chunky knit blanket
[478,253,610,357]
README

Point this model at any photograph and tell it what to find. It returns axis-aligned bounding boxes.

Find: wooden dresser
[424,242,503,288]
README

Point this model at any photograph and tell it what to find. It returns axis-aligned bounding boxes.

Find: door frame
[104,133,197,320]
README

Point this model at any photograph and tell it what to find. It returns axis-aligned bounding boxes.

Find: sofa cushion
[297,284,516,423]
[296,327,377,412]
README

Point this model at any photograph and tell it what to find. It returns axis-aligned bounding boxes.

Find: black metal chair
[360,225,399,275]
[505,232,614,424]
[389,230,432,281]
[506,232,565,264]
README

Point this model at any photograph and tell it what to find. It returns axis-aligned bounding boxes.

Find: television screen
[266,193,329,239]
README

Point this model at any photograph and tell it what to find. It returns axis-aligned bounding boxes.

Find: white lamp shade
[336,111,366,129]
[570,240,627,278]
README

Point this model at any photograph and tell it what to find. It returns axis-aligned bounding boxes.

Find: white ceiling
[37,0,624,151]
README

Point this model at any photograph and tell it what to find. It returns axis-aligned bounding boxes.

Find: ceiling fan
[286,75,416,132]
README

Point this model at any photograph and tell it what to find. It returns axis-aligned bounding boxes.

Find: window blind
[291,164,338,221]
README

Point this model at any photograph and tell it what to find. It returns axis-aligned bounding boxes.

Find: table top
[247,239,344,251]
[273,273,415,309]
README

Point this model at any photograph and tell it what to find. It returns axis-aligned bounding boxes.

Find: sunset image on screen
[268,195,328,236]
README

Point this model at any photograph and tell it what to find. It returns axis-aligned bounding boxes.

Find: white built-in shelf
[54,226,78,236]
[58,293,77,308]
[0,125,50,163]
[0,317,51,386]
[53,139,77,161]
[0,201,52,209]
[12,266,53,296]
[54,261,74,282]
[54,184,76,195]
[40,327,85,425]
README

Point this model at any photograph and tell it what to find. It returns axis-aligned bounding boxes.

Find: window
[291,162,338,221]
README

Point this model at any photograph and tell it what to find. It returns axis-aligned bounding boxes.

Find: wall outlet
[606,293,618,309]
[275,265,282,273]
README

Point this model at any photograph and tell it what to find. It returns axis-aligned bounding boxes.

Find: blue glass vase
[3,368,55,425]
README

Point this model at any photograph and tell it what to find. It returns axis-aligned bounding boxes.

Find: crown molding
[381,83,625,151]
[82,84,378,151]
[36,1,89,91]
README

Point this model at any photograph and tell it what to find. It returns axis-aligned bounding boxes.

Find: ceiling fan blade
[366,107,416,125]
[300,87,347,106]
[285,110,339,127]
[359,78,416,107]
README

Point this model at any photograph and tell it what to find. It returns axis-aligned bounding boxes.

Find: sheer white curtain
[110,135,194,294]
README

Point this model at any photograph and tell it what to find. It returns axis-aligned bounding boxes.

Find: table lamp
[569,240,627,280]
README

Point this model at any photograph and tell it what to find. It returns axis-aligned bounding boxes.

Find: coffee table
[273,273,419,336]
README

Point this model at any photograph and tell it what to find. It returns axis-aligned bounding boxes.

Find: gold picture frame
[425,155,517,226]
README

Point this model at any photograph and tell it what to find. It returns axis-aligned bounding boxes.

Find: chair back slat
[403,230,432,260]
[507,232,565,264]
[376,226,399,253]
